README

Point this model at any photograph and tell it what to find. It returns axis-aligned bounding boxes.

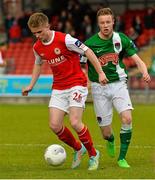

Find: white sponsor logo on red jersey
[47,55,66,66]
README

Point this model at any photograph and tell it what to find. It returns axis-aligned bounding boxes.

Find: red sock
[78,126,96,157]
[56,126,81,151]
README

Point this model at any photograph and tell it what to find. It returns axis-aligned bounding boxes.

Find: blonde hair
[28,12,49,28]
[97,8,114,18]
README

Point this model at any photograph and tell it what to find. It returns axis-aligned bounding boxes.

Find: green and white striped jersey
[83,32,138,83]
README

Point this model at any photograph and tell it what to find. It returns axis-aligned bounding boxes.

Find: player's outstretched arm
[85,48,109,85]
[22,64,42,96]
[131,54,151,83]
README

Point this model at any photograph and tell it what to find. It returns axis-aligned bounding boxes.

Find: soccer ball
[44,144,66,166]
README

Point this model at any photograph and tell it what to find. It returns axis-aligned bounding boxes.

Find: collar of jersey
[42,30,55,46]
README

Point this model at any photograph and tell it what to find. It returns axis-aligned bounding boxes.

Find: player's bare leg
[69,107,99,170]
[49,107,84,168]
[101,125,116,158]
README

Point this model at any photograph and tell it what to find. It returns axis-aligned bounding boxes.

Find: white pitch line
[0,144,154,149]
[0,143,47,147]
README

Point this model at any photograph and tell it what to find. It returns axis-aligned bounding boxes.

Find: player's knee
[70,118,83,131]
[49,121,61,133]
[121,114,132,124]
[125,117,132,124]
[103,131,113,140]
[70,121,80,131]
[70,116,78,127]
[100,126,112,139]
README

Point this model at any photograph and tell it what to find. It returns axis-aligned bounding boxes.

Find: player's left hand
[143,73,151,83]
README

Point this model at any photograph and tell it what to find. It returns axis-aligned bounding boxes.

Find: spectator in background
[0,44,15,74]
[132,15,143,35]
[127,27,139,45]
[153,5,155,28]
[144,8,154,29]
[67,0,86,39]
[0,50,6,67]
[0,50,7,74]
[71,2,83,32]
[4,14,14,43]
[18,11,31,37]
[58,9,68,31]
[82,15,94,39]
[114,15,125,32]
[9,20,21,43]
[50,15,59,30]
[64,20,75,36]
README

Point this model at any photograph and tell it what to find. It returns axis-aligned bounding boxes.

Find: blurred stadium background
[0,0,155,103]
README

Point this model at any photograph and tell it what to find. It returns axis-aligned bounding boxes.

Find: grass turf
[0,103,155,179]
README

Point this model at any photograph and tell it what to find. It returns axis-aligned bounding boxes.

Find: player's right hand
[99,71,109,85]
[22,86,32,96]
[143,72,151,83]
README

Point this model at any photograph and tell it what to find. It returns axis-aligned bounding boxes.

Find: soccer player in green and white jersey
[81,7,151,168]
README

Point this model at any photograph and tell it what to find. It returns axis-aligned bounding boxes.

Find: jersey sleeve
[33,49,43,65]
[122,33,138,57]
[65,34,88,55]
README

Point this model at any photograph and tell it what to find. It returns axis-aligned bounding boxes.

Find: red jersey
[33,31,87,90]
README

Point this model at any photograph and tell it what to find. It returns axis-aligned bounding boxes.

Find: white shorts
[49,86,88,113]
[91,81,133,127]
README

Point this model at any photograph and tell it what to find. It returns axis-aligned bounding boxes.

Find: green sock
[118,129,132,160]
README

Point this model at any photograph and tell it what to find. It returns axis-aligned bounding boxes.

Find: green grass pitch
[0,103,155,179]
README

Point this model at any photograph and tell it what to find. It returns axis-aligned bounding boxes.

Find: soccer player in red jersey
[22,12,107,170]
